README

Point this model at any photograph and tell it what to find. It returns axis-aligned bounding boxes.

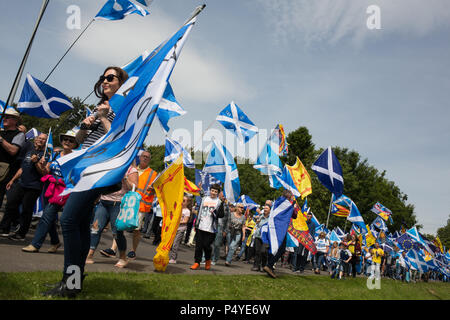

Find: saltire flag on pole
[44,128,54,162]
[346,199,368,234]
[216,101,258,144]
[164,137,194,168]
[25,128,41,140]
[157,83,186,132]
[406,226,434,255]
[274,165,301,198]
[407,249,429,273]
[237,195,260,211]
[17,74,73,118]
[328,230,342,244]
[253,141,283,189]
[311,146,344,197]
[57,6,203,194]
[152,154,184,272]
[371,202,394,224]
[203,138,240,203]
[267,196,295,255]
[95,0,150,21]
[268,124,288,156]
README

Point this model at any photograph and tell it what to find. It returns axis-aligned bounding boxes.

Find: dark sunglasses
[99,74,119,83]
[62,137,76,144]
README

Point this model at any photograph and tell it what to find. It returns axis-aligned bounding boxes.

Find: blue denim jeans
[60,188,103,277]
[212,224,224,262]
[226,231,242,264]
[237,234,249,259]
[315,252,326,270]
[89,200,126,252]
[31,203,61,249]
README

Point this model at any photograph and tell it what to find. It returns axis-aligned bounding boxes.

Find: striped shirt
[82,109,115,149]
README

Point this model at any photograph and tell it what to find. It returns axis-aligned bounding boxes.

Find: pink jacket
[41,175,69,207]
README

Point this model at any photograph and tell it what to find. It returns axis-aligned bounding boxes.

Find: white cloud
[255,0,450,46]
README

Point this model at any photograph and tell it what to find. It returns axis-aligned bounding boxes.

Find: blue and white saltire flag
[203,139,241,202]
[157,83,187,132]
[57,8,201,194]
[346,200,368,234]
[25,128,41,140]
[216,101,258,144]
[274,165,301,198]
[335,226,345,238]
[406,226,434,255]
[329,230,342,244]
[17,74,73,119]
[371,216,388,232]
[164,137,194,168]
[45,129,54,162]
[407,249,429,273]
[95,0,149,21]
[286,232,299,248]
[267,196,295,255]
[237,195,260,211]
[310,212,321,229]
[311,146,344,197]
[253,142,283,189]
[121,50,150,77]
[85,106,93,118]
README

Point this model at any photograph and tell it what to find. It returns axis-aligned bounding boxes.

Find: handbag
[0,162,10,183]
[115,184,142,232]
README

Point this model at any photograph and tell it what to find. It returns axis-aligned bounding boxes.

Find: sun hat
[59,129,79,148]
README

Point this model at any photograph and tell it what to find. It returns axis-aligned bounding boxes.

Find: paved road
[0,219,313,277]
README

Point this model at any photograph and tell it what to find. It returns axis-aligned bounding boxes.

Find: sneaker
[99,248,116,258]
[263,266,277,279]
[127,251,137,260]
[85,257,95,264]
[225,261,231,267]
[169,259,177,264]
[9,233,25,241]
[211,261,216,266]
[47,243,61,253]
[205,260,212,270]
[0,232,10,237]
[22,244,39,253]
[190,263,200,270]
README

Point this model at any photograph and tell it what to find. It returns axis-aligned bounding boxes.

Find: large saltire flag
[203,139,241,202]
[57,6,203,194]
[216,101,258,144]
[346,199,368,234]
[95,0,150,20]
[267,196,295,255]
[407,226,434,255]
[253,141,283,189]
[152,154,185,271]
[164,137,194,168]
[311,146,344,197]
[17,74,74,119]
[371,202,394,224]
[407,249,429,273]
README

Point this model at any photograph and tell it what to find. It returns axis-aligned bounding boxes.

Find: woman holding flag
[43,66,128,298]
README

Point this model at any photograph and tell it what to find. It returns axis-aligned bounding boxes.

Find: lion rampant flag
[152,154,185,272]
[286,157,312,200]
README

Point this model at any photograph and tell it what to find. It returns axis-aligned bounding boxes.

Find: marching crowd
[0,66,447,299]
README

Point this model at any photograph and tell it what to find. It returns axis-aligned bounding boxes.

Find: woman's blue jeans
[226,232,242,264]
[315,252,326,270]
[31,203,61,249]
[89,200,126,252]
[60,188,103,277]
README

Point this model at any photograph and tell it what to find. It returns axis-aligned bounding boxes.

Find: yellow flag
[434,237,444,253]
[152,154,185,272]
[365,224,376,247]
[286,157,312,200]
[291,209,309,232]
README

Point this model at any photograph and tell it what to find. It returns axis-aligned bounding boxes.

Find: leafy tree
[437,216,450,250]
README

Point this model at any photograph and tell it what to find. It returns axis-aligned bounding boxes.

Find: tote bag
[116,185,142,232]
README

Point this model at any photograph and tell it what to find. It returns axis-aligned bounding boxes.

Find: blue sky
[0,0,449,235]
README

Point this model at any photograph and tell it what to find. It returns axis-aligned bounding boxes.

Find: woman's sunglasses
[62,137,76,144]
[99,74,119,83]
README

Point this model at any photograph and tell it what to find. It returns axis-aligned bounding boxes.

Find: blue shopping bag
[116,186,142,232]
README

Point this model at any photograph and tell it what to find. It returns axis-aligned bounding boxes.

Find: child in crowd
[338,242,352,280]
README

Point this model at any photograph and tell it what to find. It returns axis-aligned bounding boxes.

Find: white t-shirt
[180,208,191,224]
[198,196,220,233]
[315,238,330,253]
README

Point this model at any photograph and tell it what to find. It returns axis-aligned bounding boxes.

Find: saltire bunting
[152,154,184,271]
[267,196,295,255]
[164,137,194,168]
[95,0,150,21]
[311,146,344,197]
[17,74,73,119]
[216,101,258,144]
[203,139,240,203]
[57,7,202,194]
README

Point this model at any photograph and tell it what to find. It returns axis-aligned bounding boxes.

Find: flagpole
[1,0,49,121]
[43,19,95,83]
[325,193,333,229]
[43,127,51,160]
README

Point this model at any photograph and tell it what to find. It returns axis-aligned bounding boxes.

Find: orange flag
[184,177,200,196]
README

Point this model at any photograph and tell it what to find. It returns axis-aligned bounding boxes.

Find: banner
[152,154,185,271]
[287,212,317,254]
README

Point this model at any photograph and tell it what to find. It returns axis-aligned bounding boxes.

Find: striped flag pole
[1,0,49,121]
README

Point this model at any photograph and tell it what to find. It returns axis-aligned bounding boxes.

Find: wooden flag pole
[1,0,49,121]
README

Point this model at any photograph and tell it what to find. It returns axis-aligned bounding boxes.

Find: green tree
[437,216,450,250]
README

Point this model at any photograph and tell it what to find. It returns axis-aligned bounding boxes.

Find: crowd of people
[0,65,447,299]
